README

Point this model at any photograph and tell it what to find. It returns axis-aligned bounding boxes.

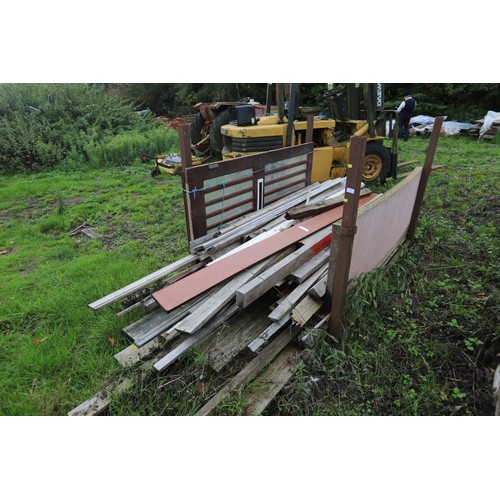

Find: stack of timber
[461,117,500,139]
[480,117,500,139]
[72,177,377,416]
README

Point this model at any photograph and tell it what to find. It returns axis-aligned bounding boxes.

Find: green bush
[85,127,178,168]
[0,84,169,174]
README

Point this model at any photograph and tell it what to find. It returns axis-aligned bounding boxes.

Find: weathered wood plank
[153,304,239,373]
[123,309,170,342]
[269,263,328,322]
[175,249,291,334]
[246,313,292,354]
[244,345,302,415]
[195,324,301,416]
[114,329,179,367]
[133,292,211,346]
[235,226,332,309]
[308,275,328,301]
[205,296,275,373]
[286,188,371,220]
[68,377,134,416]
[292,295,323,327]
[289,248,329,283]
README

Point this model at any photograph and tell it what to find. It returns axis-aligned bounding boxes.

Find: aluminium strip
[88,254,199,310]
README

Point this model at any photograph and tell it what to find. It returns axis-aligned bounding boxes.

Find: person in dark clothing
[397,95,417,140]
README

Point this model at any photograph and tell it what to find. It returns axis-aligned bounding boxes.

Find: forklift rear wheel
[363,143,391,184]
[210,108,232,156]
[190,112,206,145]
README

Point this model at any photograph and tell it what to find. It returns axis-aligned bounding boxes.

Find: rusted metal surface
[153,194,376,311]
[406,116,444,242]
[182,139,314,241]
[328,136,368,340]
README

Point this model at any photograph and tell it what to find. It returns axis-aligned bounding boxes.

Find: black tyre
[210,108,233,155]
[363,142,391,184]
[190,112,206,145]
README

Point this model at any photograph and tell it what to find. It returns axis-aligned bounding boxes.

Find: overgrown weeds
[266,135,499,416]
[0,83,175,174]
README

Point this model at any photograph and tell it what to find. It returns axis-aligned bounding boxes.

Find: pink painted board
[154,194,377,311]
[349,169,422,279]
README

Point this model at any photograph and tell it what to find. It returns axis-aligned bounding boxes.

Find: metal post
[305,114,315,185]
[178,124,194,243]
[406,116,444,242]
[277,84,285,124]
[365,83,376,138]
[328,135,367,340]
[286,83,297,147]
[265,83,272,115]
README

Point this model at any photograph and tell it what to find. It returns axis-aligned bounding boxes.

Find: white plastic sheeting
[479,110,500,139]
[410,115,439,125]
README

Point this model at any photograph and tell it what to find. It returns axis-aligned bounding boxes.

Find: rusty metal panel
[183,143,314,241]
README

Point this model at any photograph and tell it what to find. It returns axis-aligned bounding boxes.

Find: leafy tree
[385,83,499,121]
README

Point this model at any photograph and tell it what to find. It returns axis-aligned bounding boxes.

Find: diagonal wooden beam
[406,116,445,242]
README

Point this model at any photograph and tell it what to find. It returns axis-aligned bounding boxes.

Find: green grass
[0,162,187,415]
[0,134,498,415]
[265,135,499,416]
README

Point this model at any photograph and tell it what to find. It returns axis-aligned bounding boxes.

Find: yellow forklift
[219,83,399,184]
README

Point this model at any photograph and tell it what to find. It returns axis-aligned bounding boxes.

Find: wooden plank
[328,135,367,339]
[292,295,323,327]
[235,227,332,309]
[114,322,188,367]
[195,324,301,416]
[286,187,371,220]
[289,248,329,283]
[88,254,198,310]
[246,313,291,354]
[300,314,330,348]
[207,220,294,265]
[269,263,328,322]
[174,257,273,334]
[407,116,445,241]
[397,159,419,168]
[244,345,302,415]
[132,292,210,347]
[123,309,170,342]
[397,164,443,179]
[68,377,134,416]
[308,275,328,301]
[205,295,275,373]
[69,344,178,415]
[153,195,375,312]
[153,304,239,373]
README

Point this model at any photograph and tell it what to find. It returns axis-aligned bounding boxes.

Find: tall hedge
[0,84,145,174]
